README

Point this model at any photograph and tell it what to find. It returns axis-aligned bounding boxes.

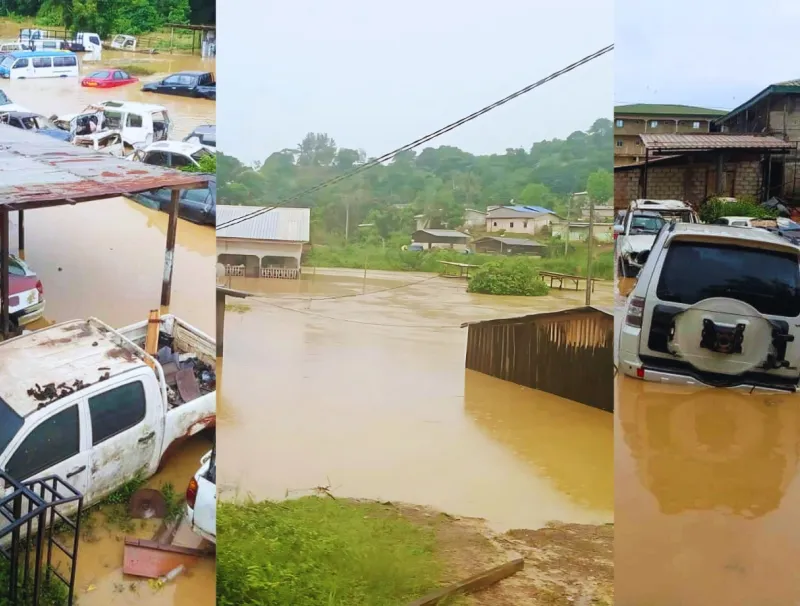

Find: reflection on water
[616,376,800,605]
[219,269,614,530]
[10,199,214,335]
[56,435,215,606]
[0,22,214,139]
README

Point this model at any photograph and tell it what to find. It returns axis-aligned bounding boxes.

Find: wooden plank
[406,558,524,606]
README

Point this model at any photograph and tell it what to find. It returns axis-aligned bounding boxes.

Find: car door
[159,74,182,94]
[181,187,211,223]
[84,374,161,503]
[0,403,89,518]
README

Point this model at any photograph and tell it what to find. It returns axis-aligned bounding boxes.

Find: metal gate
[0,471,83,606]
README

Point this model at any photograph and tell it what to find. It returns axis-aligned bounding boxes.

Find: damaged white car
[615,199,698,277]
[619,223,800,391]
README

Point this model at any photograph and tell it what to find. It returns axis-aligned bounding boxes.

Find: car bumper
[185,503,216,544]
[17,299,45,326]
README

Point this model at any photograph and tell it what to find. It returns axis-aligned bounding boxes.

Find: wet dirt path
[614,274,800,605]
[0,22,215,140]
[219,269,615,532]
[59,434,215,606]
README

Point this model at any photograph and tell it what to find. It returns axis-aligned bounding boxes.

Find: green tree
[518,183,553,208]
[586,169,613,203]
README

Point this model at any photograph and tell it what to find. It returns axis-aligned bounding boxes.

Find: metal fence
[465,306,614,412]
[0,472,83,606]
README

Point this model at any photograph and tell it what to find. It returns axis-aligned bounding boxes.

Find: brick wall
[614,160,762,209]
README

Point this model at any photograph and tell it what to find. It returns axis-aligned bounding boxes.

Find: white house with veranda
[217,205,310,279]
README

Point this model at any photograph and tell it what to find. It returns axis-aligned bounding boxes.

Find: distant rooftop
[217,205,310,242]
[475,236,547,247]
[615,103,728,117]
[719,79,800,122]
[413,228,469,239]
[0,319,146,418]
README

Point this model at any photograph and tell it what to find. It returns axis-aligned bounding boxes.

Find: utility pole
[585,195,595,306]
[345,200,350,242]
[564,192,573,257]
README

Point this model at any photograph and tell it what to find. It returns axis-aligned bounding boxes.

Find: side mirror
[636,250,650,266]
[613,224,624,235]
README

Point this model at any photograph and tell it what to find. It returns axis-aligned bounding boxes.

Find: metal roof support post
[766,152,773,200]
[643,148,649,198]
[17,209,24,259]
[161,188,180,307]
[216,288,225,356]
[1,209,9,339]
[715,153,724,195]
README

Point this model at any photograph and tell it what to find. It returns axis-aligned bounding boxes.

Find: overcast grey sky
[218,0,612,164]
[616,0,800,111]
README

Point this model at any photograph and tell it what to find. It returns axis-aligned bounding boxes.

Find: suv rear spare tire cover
[671,297,775,375]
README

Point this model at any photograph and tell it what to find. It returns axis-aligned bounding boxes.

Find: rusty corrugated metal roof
[640,133,793,151]
[0,125,210,209]
[216,205,310,242]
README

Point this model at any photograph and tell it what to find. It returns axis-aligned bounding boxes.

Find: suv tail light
[35,280,43,296]
[613,232,619,241]
[626,296,646,328]
[186,478,198,509]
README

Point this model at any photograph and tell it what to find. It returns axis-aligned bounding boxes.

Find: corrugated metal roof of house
[476,236,546,247]
[216,205,310,242]
[615,103,727,117]
[414,229,469,238]
[640,133,793,151]
[718,79,800,122]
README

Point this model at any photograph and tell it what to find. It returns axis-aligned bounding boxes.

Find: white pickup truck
[186,447,216,544]
[0,314,216,523]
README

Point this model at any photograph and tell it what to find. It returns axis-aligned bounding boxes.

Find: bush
[698,197,776,224]
[467,259,550,296]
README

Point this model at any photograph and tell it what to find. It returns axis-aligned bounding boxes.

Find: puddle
[219,269,615,531]
[52,434,215,606]
[0,22,215,140]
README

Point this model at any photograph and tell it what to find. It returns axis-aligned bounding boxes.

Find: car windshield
[0,398,24,454]
[630,214,665,233]
[778,219,800,231]
[88,70,109,79]
[656,240,800,317]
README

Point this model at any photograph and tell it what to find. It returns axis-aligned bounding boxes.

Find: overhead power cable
[216,43,613,231]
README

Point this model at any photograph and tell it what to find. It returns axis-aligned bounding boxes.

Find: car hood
[0,103,32,113]
[621,233,657,254]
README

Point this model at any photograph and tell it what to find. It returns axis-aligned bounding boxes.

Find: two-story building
[614,104,727,166]
[716,79,800,200]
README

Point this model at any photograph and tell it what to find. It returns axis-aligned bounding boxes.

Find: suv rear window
[0,398,24,454]
[656,241,800,317]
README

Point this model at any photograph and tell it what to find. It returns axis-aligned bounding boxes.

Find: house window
[523,221,528,228]
[616,140,623,147]
[692,121,701,129]
[650,120,659,128]
[615,119,623,127]
[510,222,514,229]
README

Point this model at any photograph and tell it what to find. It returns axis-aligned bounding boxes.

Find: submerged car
[183,124,215,151]
[54,100,171,150]
[132,176,216,226]
[619,222,800,391]
[0,111,72,142]
[81,68,138,88]
[141,71,215,99]
[132,140,214,169]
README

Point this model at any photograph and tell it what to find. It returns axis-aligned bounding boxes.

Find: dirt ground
[388,502,613,605]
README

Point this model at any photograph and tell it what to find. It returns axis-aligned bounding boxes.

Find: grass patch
[225,303,251,314]
[217,497,447,606]
[306,245,614,281]
[109,63,156,76]
[468,259,550,296]
[0,556,71,606]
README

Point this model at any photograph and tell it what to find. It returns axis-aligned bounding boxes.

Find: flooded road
[614,272,800,605]
[55,434,215,606]
[219,269,615,531]
[0,22,215,139]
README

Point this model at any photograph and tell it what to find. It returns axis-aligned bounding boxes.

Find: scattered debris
[122,538,211,579]
[28,379,87,407]
[129,488,168,520]
[407,558,524,606]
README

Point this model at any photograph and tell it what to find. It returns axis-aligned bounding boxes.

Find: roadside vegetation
[217,497,450,606]
[698,196,778,224]
[109,63,156,76]
[1,0,214,38]
[181,153,216,174]
[306,244,615,282]
[468,259,550,296]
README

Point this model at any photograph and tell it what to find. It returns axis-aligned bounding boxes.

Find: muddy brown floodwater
[219,269,615,532]
[0,22,215,140]
[614,274,800,605]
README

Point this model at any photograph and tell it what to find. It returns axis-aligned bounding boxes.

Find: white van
[56,100,172,149]
[0,51,79,80]
[0,42,24,55]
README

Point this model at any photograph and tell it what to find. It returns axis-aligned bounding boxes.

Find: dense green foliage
[1,0,214,36]
[698,197,776,224]
[180,152,216,174]
[468,259,550,296]
[218,119,612,243]
[217,498,444,606]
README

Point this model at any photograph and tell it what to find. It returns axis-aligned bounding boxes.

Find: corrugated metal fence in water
[464,306,614,412]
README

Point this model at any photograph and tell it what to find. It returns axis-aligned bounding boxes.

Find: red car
[81,69,138,88]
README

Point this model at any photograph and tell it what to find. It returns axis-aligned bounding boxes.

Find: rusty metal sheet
[176,368,201,402]
[0,125,210,209]
[123,538,208,579]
